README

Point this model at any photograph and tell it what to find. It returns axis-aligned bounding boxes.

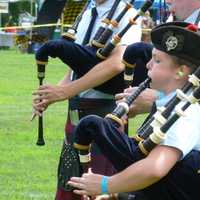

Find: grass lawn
[0,49,145,200]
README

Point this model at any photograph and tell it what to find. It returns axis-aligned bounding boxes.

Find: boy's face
[146,48,179,92]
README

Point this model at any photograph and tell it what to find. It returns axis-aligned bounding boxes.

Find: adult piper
[32,0,149,200]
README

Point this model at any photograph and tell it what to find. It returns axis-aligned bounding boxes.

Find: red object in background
[4,27,17,33]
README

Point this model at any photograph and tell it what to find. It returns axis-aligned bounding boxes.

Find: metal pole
[35,1,38,19]
[31,0,33,16]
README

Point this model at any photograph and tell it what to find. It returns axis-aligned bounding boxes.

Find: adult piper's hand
[32,84,68,110]
[68,168,108,197]
[115,87,157,117]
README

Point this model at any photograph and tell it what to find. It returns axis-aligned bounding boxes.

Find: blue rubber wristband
[101,176,108,194]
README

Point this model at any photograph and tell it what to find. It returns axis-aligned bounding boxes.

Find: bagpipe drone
[34,0,154,146]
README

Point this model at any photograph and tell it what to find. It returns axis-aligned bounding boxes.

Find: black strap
[82,7,98,45]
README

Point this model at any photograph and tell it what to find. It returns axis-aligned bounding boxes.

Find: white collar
[94,0,115,18]
[155,91,176,108]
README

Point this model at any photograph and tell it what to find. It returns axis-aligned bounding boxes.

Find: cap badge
[165,35,178,51]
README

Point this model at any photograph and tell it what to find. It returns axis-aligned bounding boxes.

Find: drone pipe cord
[91,0,136,48]
[96,0,154,60]
[137,65,200,140]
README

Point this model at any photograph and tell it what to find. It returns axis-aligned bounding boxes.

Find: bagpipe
[54,42,152,194]
[33,1,91,147]
[35,0,154,95]
[34,42,152,144]
[55,64,200,200]
[63,0,122,44]
[90,0,136,49]
[73,65,200,177]
[33,42,153,200]
[104,65,200,156]
[34,0,154,147]
[94,0,153,60]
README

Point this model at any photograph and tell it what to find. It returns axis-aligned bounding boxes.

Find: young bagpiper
[68,21,200,200]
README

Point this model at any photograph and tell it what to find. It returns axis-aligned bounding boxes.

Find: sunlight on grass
[0,49,67,199]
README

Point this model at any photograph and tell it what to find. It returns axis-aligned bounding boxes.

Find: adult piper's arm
[33,45,126,108]
[57,69,72,86]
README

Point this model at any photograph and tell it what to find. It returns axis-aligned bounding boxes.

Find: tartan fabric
[55,188,82,200]
[62,0,87,25]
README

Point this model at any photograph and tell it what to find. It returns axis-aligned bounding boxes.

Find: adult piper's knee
[35,39,71,62]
